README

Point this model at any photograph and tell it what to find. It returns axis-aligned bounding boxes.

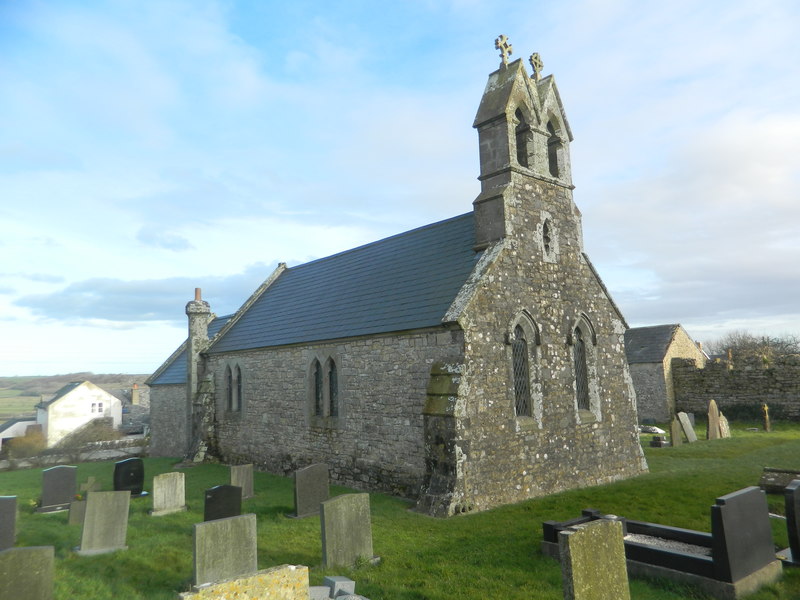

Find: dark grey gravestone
[230,464,254,499]
[76,491,130,555]
[68,500,86,526]
[293,463,329,518]
[38,465,77,513]
[0,496,16,551]
[677,412,697,443]
[113,457,147,497]
[785,479,800,564]
[321,493,377,568]
[203,484,242,522]
[151,472,187,516]
[0,546,54,600]
[711,486,776,582]
[649,435,670,448]
[193,513,257,587]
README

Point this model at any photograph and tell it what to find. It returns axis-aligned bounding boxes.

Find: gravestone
[204,484,242,522]
[649,435,669,448]
[320,493,377,568]
[230,464,254,499]
[76,491,130,555]
[38,465,77,513]
[784,479,800,565]
[293,463,330,518]
[710,486,777,582]
[113,458,147,497]
[759,467,800,493]
[68,500,86,526]
[677,412,697,443]
[558,518,630,600]
[762,403,771,432]
[0,496,16,551]
[707,399,720,440]
[151,472,187,516]
[669,417,683,447]
[181,564,308,599]
[719,413,731,438]
[0,546,54,600]
[193,513,257,587]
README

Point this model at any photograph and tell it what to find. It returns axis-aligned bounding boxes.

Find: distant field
[0,388,39,420]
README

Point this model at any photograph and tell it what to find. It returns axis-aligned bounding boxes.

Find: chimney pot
[195,288,202,301]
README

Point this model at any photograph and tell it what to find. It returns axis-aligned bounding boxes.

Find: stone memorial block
[204,484,242,522]
[677,412,697,443]
[707,399,720,440]
[180,564,309,600]
[324,575,356,597]
[38,465,77,513]
[193,513,257,587]
[649,435,669,448]
[558,518,630,600]
[321,493,376,568]
[0,496,16,551]
[719,413,731,438]
[669,417,683,447]
[0,546,54,600]
[293,463,329,518]
[710,486,777,582]
[76,491,130,555]
[785,479,800,564]
[113,457,147,497]
[230,464,254,499]
[68,500,86,526]
[151,472,187,516]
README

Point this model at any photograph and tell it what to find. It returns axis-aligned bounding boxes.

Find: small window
[313,359,323,417]
[547,121,560,177]
[543,220,551,254]
[515,109,530,168]
[234,365,242,412]
[225,366,233,411]
[91,403,96,413]
[573,327,590,411]
[328,360,338,417]
[512,326,532,417]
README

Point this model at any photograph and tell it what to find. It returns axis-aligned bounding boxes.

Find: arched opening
[542,219,552,254]
[327,359,338,417]
[515,108,530,168]
[312,359,323,417]
[224,365,233,411]
[234,365,242,411]
[512,325,532,417]
[547,121,561,178]
[573,326,590,411]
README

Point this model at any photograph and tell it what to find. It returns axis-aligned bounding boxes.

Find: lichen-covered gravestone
[718,413,731,438]
[0,546,54,600]
[0,496,16,551]
[669,417,683,447]
[558,518,630,600]
[76,491,130,555]
[230,464,254,499]
[37,465,77,513]
[292,463,329,518]
[151,472,187,516]
[193,513,257,587]
[677,412,697,443]
[707,399,720,440]
[320,493,378,568]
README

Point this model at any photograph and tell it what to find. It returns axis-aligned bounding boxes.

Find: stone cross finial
[495,35,512,66]
[529,52,543,81]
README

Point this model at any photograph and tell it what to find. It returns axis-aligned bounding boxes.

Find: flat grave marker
[38,465,77,513]
[76,491,130,556]
[230,464,254,499]
[292,463,329,518]
[151,472,187,516]
[204,484,242,522]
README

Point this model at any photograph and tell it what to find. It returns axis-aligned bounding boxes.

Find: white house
[35,381,122,447]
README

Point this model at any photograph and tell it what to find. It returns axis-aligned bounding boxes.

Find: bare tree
[704,330,800,364]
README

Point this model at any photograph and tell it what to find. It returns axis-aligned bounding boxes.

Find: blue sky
[1,0,799,376]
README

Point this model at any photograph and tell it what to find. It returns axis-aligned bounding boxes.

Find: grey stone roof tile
[624,324,679,364]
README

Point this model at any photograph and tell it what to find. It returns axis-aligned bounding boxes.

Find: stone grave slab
[707,399,720,440]
[669,417,683,447]
[0,496,16,551]
[321,493,377,568]
[180,564,308,599]
[193,513,257,587]
[783,479,800,566]
[649,435,670,448]
[558,518,630,600]
[0,546,54,600]
[759,467,800,493]
[677,412,697,443]
[68,500,86,526]
[710,486,778,582]
[151,472,187,516]
[113,457,147,497]
[719,413,731,438]
[204,484,242,522]
[76,491,130,556]
[230,464,254,499]
[292,463,329,518]
[324,575,356,597]
[37,465,77,513]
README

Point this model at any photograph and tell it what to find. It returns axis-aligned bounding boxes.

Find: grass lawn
[1,424,799,599]
[0,388,39,420]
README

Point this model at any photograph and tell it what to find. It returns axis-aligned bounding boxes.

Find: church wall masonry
[148,383,188,457]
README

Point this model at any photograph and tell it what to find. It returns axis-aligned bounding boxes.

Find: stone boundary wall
[672,355,800,420]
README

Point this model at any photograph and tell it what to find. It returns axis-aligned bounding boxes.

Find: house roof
[208,212,480,354]
[0,416,36,435]
[148,314,233,386]
[624,324,680,364]
[35,381,84,409]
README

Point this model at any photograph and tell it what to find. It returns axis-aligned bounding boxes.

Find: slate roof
[624,324,680,364]
[209,212,480,353]
[148,314,233,385]
[35,381,84,409]
[0,416,36,435]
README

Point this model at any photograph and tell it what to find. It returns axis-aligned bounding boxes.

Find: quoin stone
[292,463,329,518]
[193,513,257,587]
[76,491,130,556]
[151,472,187,516]
[230,464,254,499]
[321,493,377,568]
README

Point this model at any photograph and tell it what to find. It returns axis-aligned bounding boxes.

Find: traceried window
[309,354,342,426]
[570,314,600,422]
[512,325,532,417]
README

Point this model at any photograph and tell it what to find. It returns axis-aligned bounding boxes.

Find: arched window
[313,359,323,417]
[547,121,561,177]
[225,365,233,411]
[573,326,590,411]
[328,359,338,417]
[234,365,242,412]
[515,108,530,168]
[542,219,552,255]
[512,325,532,417]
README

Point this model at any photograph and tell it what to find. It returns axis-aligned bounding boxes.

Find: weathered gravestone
[76,491,130,555]
[292,463,329,518]
[113,457,147,497]
[783,479,800,566]
[559,518,630,600]
[193,513,257,587]
[204,484,242,522]
[0,496,16,551]
[230,464,254,499]
[707,399,721,440]
[759,467,800,493]
[321,493,378,568]
[669,417,683,447]
[677,412,697,443]
[181,563,308,599]
[37,465,77,513]
[719,413,731,438]
[0,545,54,600]
[68,500,86,526]
[151,471,187,516]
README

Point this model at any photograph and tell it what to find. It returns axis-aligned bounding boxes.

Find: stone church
[147,39,647,517]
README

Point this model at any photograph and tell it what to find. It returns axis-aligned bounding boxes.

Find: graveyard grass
[1,422,800,599]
